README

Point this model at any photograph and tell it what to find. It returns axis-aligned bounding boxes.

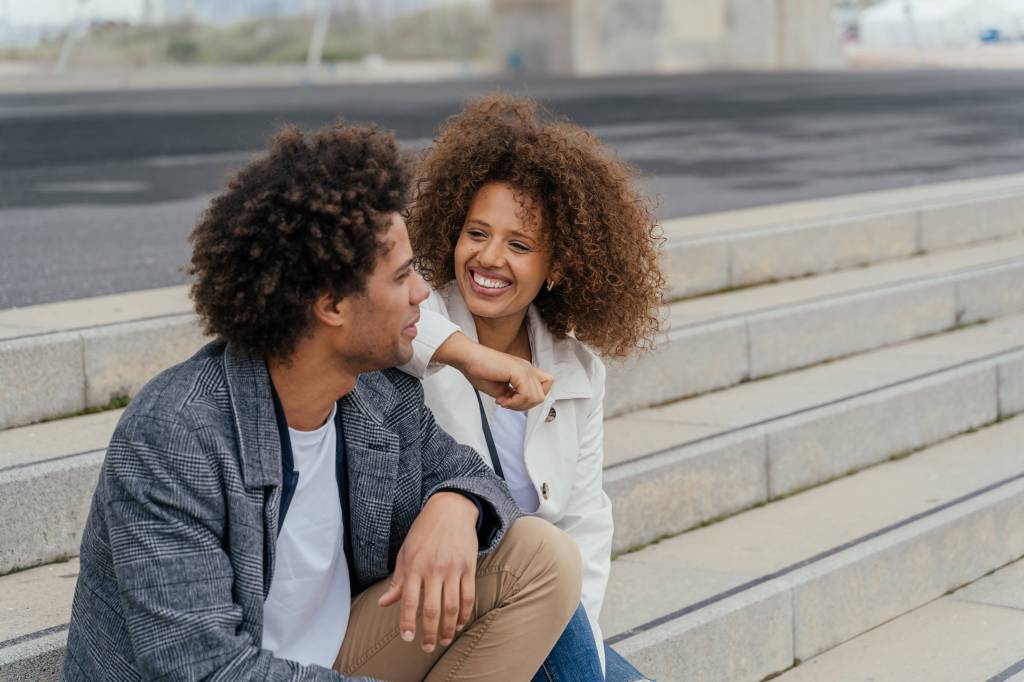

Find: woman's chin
[465,298,507,320]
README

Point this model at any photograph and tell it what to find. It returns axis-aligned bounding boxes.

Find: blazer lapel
[341,373,401,584]
[222,343,284,596]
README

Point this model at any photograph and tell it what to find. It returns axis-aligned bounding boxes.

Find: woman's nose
[477,240,504,268]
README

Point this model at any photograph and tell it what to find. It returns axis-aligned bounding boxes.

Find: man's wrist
[430,491,481,525]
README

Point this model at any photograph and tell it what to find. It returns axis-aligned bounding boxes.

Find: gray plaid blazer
[62,341,520,681]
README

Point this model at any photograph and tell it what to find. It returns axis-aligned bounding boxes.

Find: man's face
[338,213,429,372]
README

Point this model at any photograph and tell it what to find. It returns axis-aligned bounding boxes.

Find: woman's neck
[473,311,531,362]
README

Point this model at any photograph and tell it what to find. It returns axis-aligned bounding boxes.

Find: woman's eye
[468,229,487,239]
[509,242,530,253]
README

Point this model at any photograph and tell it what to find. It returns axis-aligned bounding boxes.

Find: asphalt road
[3,69,1024,309]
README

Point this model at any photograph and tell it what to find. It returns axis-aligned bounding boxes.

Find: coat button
[545,407,557,423]
[541,482,550,499]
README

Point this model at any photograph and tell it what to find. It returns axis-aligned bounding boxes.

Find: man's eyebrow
[393,258,414,276]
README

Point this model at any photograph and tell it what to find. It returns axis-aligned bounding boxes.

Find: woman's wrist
[431,331,478,374]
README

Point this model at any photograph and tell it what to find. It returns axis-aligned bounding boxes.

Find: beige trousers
[333,517,582,681]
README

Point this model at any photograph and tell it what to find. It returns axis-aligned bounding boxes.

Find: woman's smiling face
[453,182,552,323]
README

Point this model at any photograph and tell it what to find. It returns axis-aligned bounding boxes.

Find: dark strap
[474,390,505,480]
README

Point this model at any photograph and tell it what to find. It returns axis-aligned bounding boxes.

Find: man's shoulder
[360,367,424,401]
[350,368,426,432]
[117,340,231,439]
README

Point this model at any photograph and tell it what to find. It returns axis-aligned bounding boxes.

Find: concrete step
[6,414,1023,680]
[774,557,1024,682]
[2,227,1022,431]
[661,178,1024,299]
[4,305,1022,575]
[605,311,1024,553]
[601,414,1024,681]
[0,560,77,680]
[606,234,1024,416]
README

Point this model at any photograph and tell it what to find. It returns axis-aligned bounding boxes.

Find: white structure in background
[492,0,845,75]
[860,0,1024,47]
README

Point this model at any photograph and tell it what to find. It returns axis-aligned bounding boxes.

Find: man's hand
[377,492,480,653]
[433,332,553,410]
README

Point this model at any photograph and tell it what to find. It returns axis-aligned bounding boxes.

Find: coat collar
[223,342,401,491]
[439,282,593,401]
[223,342,283,490]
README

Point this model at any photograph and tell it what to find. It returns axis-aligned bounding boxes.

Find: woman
[403,94,664,680]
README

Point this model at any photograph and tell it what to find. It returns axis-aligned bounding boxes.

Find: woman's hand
[433,332,553,410]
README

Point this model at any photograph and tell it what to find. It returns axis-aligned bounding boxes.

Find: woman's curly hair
[188,121,410,359]
[407,94,665,359]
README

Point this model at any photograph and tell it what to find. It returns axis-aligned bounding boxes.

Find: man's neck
[267,344,358,431]
[473,311,531,362]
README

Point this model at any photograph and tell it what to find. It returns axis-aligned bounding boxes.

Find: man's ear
[312,292,348,329]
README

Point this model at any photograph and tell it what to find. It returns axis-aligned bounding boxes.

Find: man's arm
[377,374,522,654]
[102,414,369,681]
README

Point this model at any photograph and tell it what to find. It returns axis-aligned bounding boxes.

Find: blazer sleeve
[554,358,613,674]
[100,414,371,682]
[401,289,460,379]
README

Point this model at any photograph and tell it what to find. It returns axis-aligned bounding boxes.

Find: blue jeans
[533,604,650,681]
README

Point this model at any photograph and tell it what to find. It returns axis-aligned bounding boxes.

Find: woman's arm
[400,292,553,410]
[434,333,554,410]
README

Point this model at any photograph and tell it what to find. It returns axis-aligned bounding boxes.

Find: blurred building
[493,0,845,74]
[160,0,309,25]
[859,0,1024,47]
[157,0,457,25]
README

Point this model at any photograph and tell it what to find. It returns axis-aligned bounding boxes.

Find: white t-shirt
[491,405,540,513]
[263,403,351,668]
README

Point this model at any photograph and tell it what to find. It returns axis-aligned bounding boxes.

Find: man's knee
[499,517,582,607]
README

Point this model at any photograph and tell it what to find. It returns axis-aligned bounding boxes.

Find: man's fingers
[377,567,404,607]
[457,572,475,632]
[398,574,422,643]
[439,576,461,646]
[419,579,443,653]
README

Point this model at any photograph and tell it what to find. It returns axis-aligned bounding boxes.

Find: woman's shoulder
[543,324,606,387]
[569,336,607,383]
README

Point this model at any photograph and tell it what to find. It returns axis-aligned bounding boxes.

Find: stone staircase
[2,173,1024,680]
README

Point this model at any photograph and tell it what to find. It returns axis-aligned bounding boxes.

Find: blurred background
[5,0,1024,79]
[3,0,1024,308]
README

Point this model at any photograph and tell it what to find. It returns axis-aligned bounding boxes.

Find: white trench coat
[403,281,614,671]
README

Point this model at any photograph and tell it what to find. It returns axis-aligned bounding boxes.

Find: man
[62,122,581,681]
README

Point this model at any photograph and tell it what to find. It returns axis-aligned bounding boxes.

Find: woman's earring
[546,279,555,291]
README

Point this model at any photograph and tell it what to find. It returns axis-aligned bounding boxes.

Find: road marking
[33,181,150,194]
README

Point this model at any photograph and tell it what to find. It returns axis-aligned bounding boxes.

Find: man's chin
[394,342,415,369]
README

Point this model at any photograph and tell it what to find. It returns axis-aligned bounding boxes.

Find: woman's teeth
[473,272,511,289]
